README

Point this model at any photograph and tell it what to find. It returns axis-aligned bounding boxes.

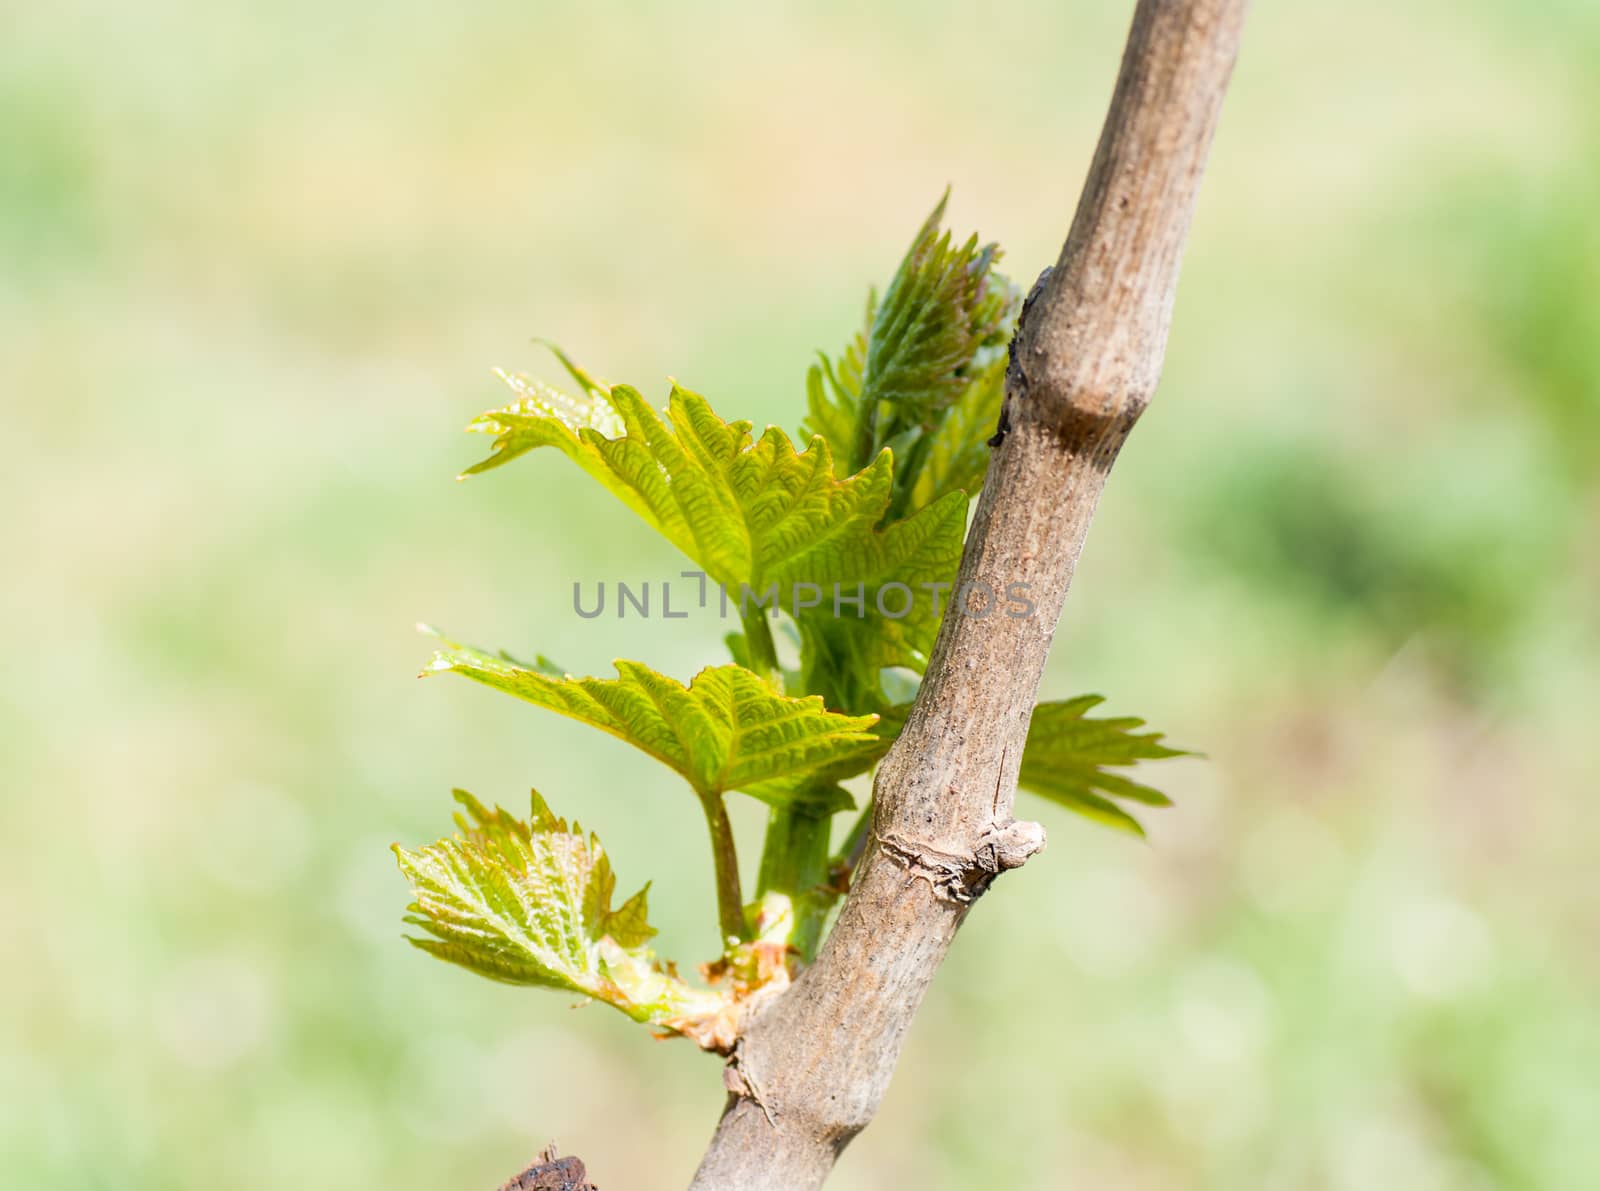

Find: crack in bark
[721,1038,778,1127]
[874,820,1046,904]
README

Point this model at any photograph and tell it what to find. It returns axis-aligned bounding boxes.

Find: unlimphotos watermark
[570,571,1037,621]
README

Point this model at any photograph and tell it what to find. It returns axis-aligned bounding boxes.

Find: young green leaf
[424,637,883,811]
[394,789,722,1027]
[802,298,872,478]
[1018,696,1189,836]
[805,194,1020,492]
[859,194,1012,427]
[463,367,969,695]
[906,351,1008,511]
[790,489,968,712]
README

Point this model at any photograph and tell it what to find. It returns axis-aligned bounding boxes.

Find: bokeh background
[4,0,1597,1187]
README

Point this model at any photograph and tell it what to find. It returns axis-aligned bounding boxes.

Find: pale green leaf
[792,490,968,711]
[907,351,1007,510]
[802,298,872,475]
[1018,696,1188,836]
[424,636,880,811]
[805,195,1020,502]
[466,369,964,614]
[859,193,1013,427]
[461,362,969,702]
[394,789,721,1025]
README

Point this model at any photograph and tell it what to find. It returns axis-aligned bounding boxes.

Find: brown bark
[687,0,1248,1187]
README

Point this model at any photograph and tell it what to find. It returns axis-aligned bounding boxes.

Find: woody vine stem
[393,0,1247,1186]
[687,0,1249,1186]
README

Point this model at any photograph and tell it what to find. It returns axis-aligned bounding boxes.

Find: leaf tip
[420,651,455,677]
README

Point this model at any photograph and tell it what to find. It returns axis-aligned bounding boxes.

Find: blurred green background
[4,0,1597,1187]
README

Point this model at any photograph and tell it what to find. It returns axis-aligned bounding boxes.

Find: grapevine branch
[687,0,1248,1186]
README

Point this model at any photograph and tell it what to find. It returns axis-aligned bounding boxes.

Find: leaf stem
[739,606,782,687]
[755,801,834,961]
[884,431,932,523]
[848,365,886,475]
[698,793,748,944]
